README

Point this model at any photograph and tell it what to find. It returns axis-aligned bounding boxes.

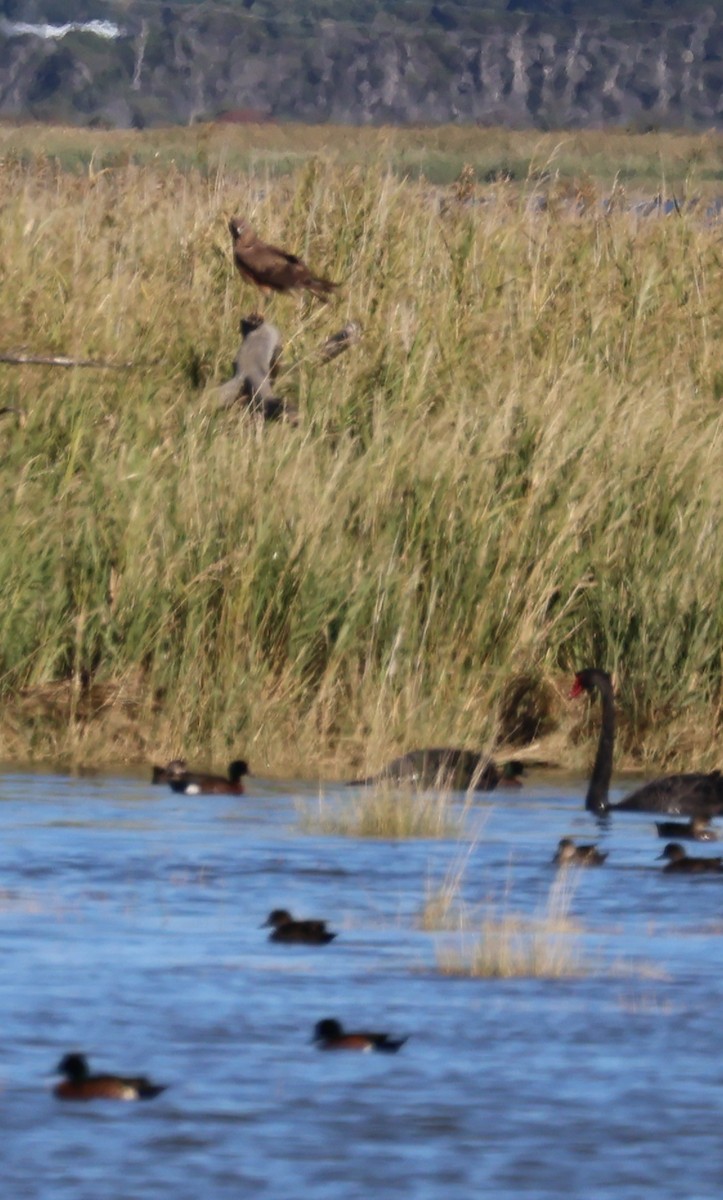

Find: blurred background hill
[0,1,722,128]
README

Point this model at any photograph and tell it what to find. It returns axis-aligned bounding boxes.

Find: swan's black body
[655,817,717,841]
[348,749,524,792]
[572,669,723,817]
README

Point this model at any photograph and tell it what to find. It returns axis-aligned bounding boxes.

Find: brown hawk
[228,216,339,300]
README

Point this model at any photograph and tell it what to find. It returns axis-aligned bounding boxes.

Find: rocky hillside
[0,1,722,128]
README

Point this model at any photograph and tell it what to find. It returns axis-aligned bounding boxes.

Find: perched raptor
[228,216,338,300]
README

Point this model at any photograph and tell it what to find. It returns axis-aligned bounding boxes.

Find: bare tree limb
[0,353,135,369]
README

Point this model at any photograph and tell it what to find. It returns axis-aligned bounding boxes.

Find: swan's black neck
[585,671,615,815]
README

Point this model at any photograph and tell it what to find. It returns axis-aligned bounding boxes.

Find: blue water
[2,768,723,1199]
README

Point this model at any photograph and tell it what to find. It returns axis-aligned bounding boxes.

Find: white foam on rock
[0,19,122,40]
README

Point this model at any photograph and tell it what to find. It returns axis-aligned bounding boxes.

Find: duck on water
[571,668,723,817]
[657,843,723,874]
[262,909,337,946]
[53,1053,167,1101]
[553,837,607,867]
[151,759,249,795]
[312,1019,408,1053]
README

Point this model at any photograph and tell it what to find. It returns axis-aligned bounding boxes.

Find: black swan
[348,749,525,791]
[571,668,723,816]
[655,816,717,841]
[553,837,607,867]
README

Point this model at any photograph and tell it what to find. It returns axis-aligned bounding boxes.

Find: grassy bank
[0,125,722,773]
[2,122,723,186]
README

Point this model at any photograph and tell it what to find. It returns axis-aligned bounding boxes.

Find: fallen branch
[0,352,135,369]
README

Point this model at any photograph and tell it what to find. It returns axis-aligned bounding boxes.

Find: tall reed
[299,782,466,839]
[437,872,586,979]
[0,126,721,771]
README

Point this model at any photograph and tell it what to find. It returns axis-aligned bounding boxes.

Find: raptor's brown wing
[233,230,337,298]
[235,241,299,289]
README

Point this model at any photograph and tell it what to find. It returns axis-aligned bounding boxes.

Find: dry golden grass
[298,781,467,839]
[0,124,721,773]
[437,872,587,978]
[419,844,480,928]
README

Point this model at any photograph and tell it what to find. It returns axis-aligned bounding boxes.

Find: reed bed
[299,783,466,839]
[0,125,722,772]
[2,122,723,186]
[419,844,479,928]
[437,872,587,979]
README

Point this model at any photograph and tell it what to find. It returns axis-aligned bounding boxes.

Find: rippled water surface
[3,767,723,1199]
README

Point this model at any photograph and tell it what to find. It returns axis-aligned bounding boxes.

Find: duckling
[262,909,337,945]
[657,842,723,873]
[655,816,717,842]
[553,837,607,867]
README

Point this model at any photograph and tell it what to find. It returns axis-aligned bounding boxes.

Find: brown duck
[54,1053,166,1102]
[263,909,337,945]
[313,1019,407,1053]
[151,759,188,785]
[152,760,250,795]
[553,837,607,867]
[169,760,249,795]
[657,843,723,874]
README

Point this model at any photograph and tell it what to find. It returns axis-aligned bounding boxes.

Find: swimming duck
[312,1019,408,1053]
[167,760,249,795]
[657,843,723,874]
[263,909,337,945]
[655,816,717,842]
[553,837,607,867]
[151,759,188,785]
[348,749,525,791]
[53,1053,167,1101]
[571,669,723,817]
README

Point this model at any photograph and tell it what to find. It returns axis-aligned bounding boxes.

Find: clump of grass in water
[299,782,467,839]
[438,872,587,978]
[420,879,463,931]
[419,844,479,930]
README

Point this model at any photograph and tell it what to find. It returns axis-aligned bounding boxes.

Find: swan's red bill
[569,675,585,699]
